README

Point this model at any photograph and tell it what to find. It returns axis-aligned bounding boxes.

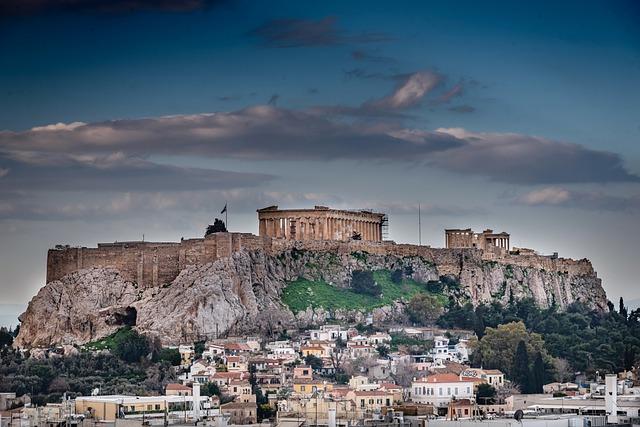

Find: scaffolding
[381,214,389,241]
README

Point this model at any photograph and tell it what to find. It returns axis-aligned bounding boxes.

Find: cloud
[0,168,8,178]
[0,188,480,222]
[0,106,461,162]
[448,105,475,113]
[248,16,391,48]
[365,72,440,110]
[1,83,637,186]
[437,83,464,103]
[0,151,272,192]
[431,128,639,184]
[516,187,640,213]
[0,0,222,16]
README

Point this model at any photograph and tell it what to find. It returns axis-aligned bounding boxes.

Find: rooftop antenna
[418,203,422,246]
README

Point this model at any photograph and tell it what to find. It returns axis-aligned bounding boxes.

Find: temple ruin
[445,228,510,251]
[257,205,386,242]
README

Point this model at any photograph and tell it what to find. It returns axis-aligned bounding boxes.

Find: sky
[1,0,639,327]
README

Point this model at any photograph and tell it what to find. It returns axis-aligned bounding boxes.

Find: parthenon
[257,206,385,242]
[445,228,510,251]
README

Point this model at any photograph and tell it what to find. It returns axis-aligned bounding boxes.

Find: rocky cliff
[15,244,608,348]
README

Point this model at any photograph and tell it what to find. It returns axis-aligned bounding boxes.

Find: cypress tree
[532,352,545,393]
[512,340,531,393]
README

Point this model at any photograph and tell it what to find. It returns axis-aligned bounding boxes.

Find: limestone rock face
[16,247,608,348]
[14,268,139,348]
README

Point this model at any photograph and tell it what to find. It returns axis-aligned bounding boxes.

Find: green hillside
[281,269,446,314]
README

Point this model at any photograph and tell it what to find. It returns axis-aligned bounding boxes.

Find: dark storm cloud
[0,0,224,17]
[430,128,639,184]
[516,187,640,212]
[0,151,272,192]
[248,16,392,48]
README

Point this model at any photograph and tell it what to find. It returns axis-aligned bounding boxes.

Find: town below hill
[1,298,639,426]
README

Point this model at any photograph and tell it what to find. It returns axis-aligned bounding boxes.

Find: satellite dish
[514,410,524,422]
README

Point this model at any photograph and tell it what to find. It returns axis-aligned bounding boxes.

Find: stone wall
[46,232,596,288]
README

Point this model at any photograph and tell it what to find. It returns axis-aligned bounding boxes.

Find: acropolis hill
[16,206,608,348]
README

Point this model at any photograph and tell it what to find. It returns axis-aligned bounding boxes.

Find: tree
[512,340,531,393]
[205,218,227,236]
[0,327,13,347]
[405,294,444,326]
[476,383,497,405]
[201,382,221,397]
[390,360,417,401]
[474,306,487,339]
[552,358,572,382]
[376,345,389,358]
[477,321,548,379]
[532,352,546,393]
[304,354,323,371]
[156,348,181,366]
[620,297,628,321]
[112,328,150,363]
[351,270,380,296]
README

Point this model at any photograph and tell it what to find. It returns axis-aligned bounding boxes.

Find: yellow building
[293,379,334,396]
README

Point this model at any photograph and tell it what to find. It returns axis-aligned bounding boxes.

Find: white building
[412,374,475,407]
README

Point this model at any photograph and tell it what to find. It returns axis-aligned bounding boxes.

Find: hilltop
[15,235,607,348]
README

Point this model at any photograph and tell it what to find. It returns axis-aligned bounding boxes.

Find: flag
[221,203,227,214]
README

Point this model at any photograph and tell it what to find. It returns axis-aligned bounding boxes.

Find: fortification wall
[46,232,596,287]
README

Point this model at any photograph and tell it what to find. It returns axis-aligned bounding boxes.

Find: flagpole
[225,202,228,231]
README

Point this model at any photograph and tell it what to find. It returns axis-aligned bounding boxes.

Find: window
[147,405,152,411]
[467,387,471,394]
[155,405,160,411]
[439,388,443,396]
[447,387,451,395]
[301,386,306,391]
[455,387,458,395]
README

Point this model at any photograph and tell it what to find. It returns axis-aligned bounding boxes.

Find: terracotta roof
[166,383,191,391]
[379,382,402,390]
[417,374,473,384]
[213,371,244,378]
[221,402,257,409]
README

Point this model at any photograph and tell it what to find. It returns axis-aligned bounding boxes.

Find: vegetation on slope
[443,297,640,379]
[281,269,446,314]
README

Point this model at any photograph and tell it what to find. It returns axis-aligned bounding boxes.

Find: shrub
[351,270,380,296]
[390,269,403,284]
[112,329,150,363]
[156,348,181,366]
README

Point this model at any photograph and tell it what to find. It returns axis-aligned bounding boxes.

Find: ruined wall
[47,232,596,288]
